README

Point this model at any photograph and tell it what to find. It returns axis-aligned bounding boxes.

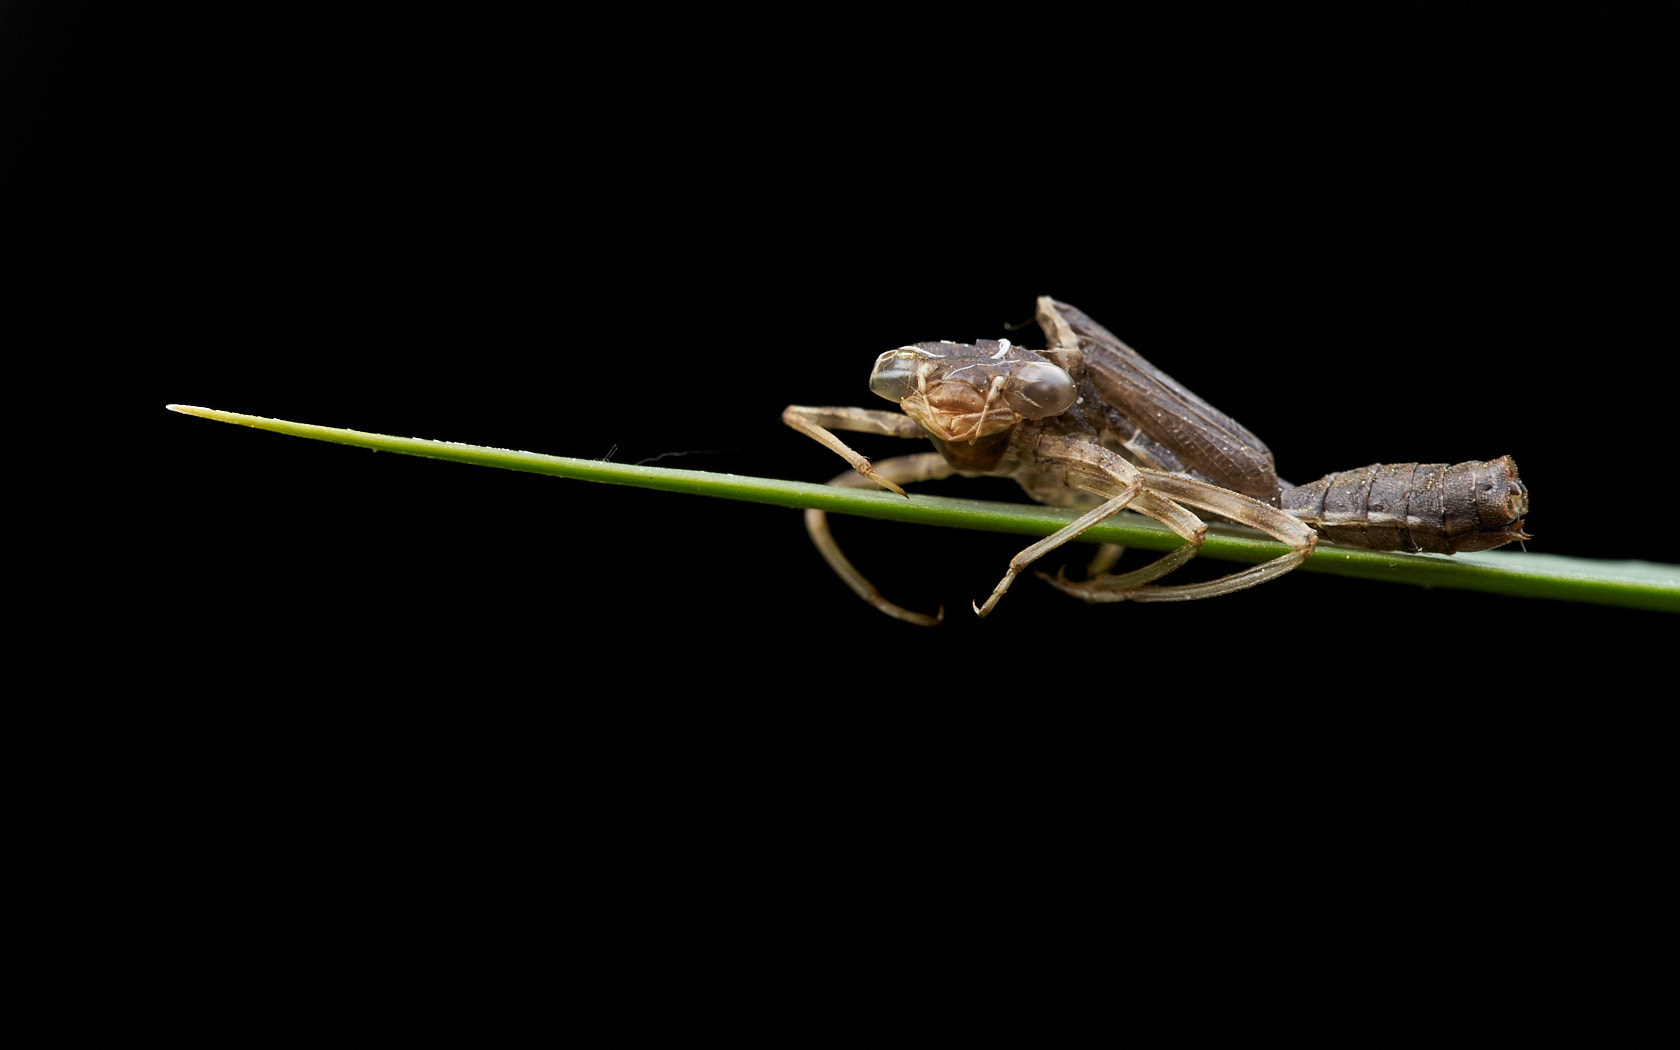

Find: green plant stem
[166,405,1680,613]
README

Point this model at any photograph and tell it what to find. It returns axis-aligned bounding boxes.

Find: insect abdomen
[1279,457,1529,554]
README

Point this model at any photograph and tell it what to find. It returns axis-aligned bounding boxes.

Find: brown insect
[783,297,1529,624]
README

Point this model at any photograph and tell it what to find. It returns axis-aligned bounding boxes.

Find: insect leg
[972,475,1146,617]
[782,405,928,495]
[990,431,1210,608]
[806,452,956,625]
[1086,543,1126,576]
[1047,471,1318,602]
[1033,488,1207,600]
[972,428,1222,615]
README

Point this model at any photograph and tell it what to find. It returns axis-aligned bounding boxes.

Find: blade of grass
[167,405,1679,613]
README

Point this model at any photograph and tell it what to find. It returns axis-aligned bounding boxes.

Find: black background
[10,4,1670,1018]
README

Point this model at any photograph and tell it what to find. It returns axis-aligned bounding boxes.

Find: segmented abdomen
[1279,456,1529,554]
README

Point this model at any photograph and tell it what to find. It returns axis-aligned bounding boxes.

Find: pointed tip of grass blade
[168,404,267,426]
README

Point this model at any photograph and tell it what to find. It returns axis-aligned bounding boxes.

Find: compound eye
[1001,361,1076,418]
[868,348,924,404]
